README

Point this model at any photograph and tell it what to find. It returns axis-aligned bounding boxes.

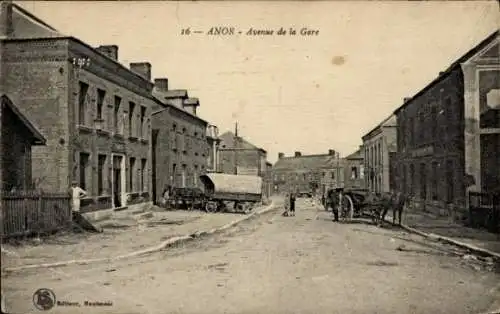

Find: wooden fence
[468,191,500,233]
[1,190,72,238]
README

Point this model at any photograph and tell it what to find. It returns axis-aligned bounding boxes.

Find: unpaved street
[3,199,500,314]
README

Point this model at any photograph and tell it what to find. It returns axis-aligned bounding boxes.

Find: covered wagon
[199,173,263,213]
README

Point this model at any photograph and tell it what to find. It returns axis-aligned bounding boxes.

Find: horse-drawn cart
[199,173,263,214]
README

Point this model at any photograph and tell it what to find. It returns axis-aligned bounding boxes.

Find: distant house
[272,150,338,196]
[343,148,365,191]
[218,131,268,177]
[1,95,46,191]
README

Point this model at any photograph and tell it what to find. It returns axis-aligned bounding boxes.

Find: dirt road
[3,199,499,314]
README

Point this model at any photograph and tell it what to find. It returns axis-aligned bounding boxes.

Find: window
[360,165,364,179]
[431,162,438,200]
[419,163,426,200]
[129,157,136,192]
[78,82,89,125]
[140,106,146,139]
[351,167,358,179]
[303,173,307,181]
[331,172,335,179]
[79,152,90,191]
[129,102,136,137]
[98,154,107,195]
[141,158,147,192]
[172,163,177,183]
[408,117,414,147]
[97,89,106,121]
[114,96,121,134]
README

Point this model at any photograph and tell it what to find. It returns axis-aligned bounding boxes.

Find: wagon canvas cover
[199,173,263,201]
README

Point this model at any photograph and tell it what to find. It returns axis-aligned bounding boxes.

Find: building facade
[218,131,268,177]
[1,4,154,211]
[272,150,338,196]
[362,115,397,194]
[206,124,220,173]
[394,31,499,212]
[152,79,209,203]
[343,148,365,191]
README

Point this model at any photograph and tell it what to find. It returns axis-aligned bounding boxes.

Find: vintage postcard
[1,0,499,313]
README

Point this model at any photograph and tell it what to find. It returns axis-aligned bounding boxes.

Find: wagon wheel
[205,201,217,213]
[342,195,354,219]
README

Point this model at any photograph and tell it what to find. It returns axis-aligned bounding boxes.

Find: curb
[381,213,500,261]
[2,202,277,273]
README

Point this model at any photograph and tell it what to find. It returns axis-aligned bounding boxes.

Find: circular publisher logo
[32,288,56,311]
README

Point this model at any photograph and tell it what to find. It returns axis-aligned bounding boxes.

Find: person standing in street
[289,191,296,216]
[330,188,341,222]
[70,181,87,212]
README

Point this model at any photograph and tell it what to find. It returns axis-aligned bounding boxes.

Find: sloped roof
[362,114,397,141]
[273,154,338,171]
[394,30,499,115]
[1,95,46,145]
[219,131,266,153]
[163,90,188,99]
[345,149,363,160]
[1,3,63,39]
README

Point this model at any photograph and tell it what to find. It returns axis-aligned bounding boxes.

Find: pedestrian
[160,185,171,209]
[289,191,296,216]
[70,181,87,213]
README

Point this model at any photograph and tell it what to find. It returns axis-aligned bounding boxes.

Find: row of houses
[271,148,365,197]
[0,1,272,220]
[361,30,499,215]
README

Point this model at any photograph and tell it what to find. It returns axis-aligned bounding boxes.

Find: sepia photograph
[0,0,499,313]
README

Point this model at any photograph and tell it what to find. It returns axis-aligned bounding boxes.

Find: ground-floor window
[431,161,438,201]
[419,163,426,200]
[98,154,107,195]
[446,160,454,203]
[129,157,136,192]
[141,158,147,192]
[79,152,90,191]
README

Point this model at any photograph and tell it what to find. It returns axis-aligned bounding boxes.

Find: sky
[18,1,499,163]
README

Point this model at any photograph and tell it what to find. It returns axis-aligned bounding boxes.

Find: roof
[394,30,499,115]
[273,154,340,171]
[345,149,363,160]
[199,173,263,195]
[1,95,46,145]
[162,90,188,99]
[219,131,267,153]
[0,2,63,39]
[184,98,200,106]
[151,91,208,124]
[362,114,397,141]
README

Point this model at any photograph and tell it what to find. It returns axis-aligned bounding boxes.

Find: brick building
[393,31,499,213]
[151,79,210,203]
[218,130,268,177]
[1,3,154,211]
[361,114,397,194]
[1,95,46,191]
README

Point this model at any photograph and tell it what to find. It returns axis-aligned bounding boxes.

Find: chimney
[0,0,13,38]
[294,151,302,157]
[403,97,411,103]
[130,62,152,81]
[328,149,336,156]
[96,45,118,61]
[278,152,284,159]
[154,78,169,91]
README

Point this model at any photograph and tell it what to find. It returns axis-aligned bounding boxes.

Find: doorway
[111,154,125,208]
[151,129,159,205]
